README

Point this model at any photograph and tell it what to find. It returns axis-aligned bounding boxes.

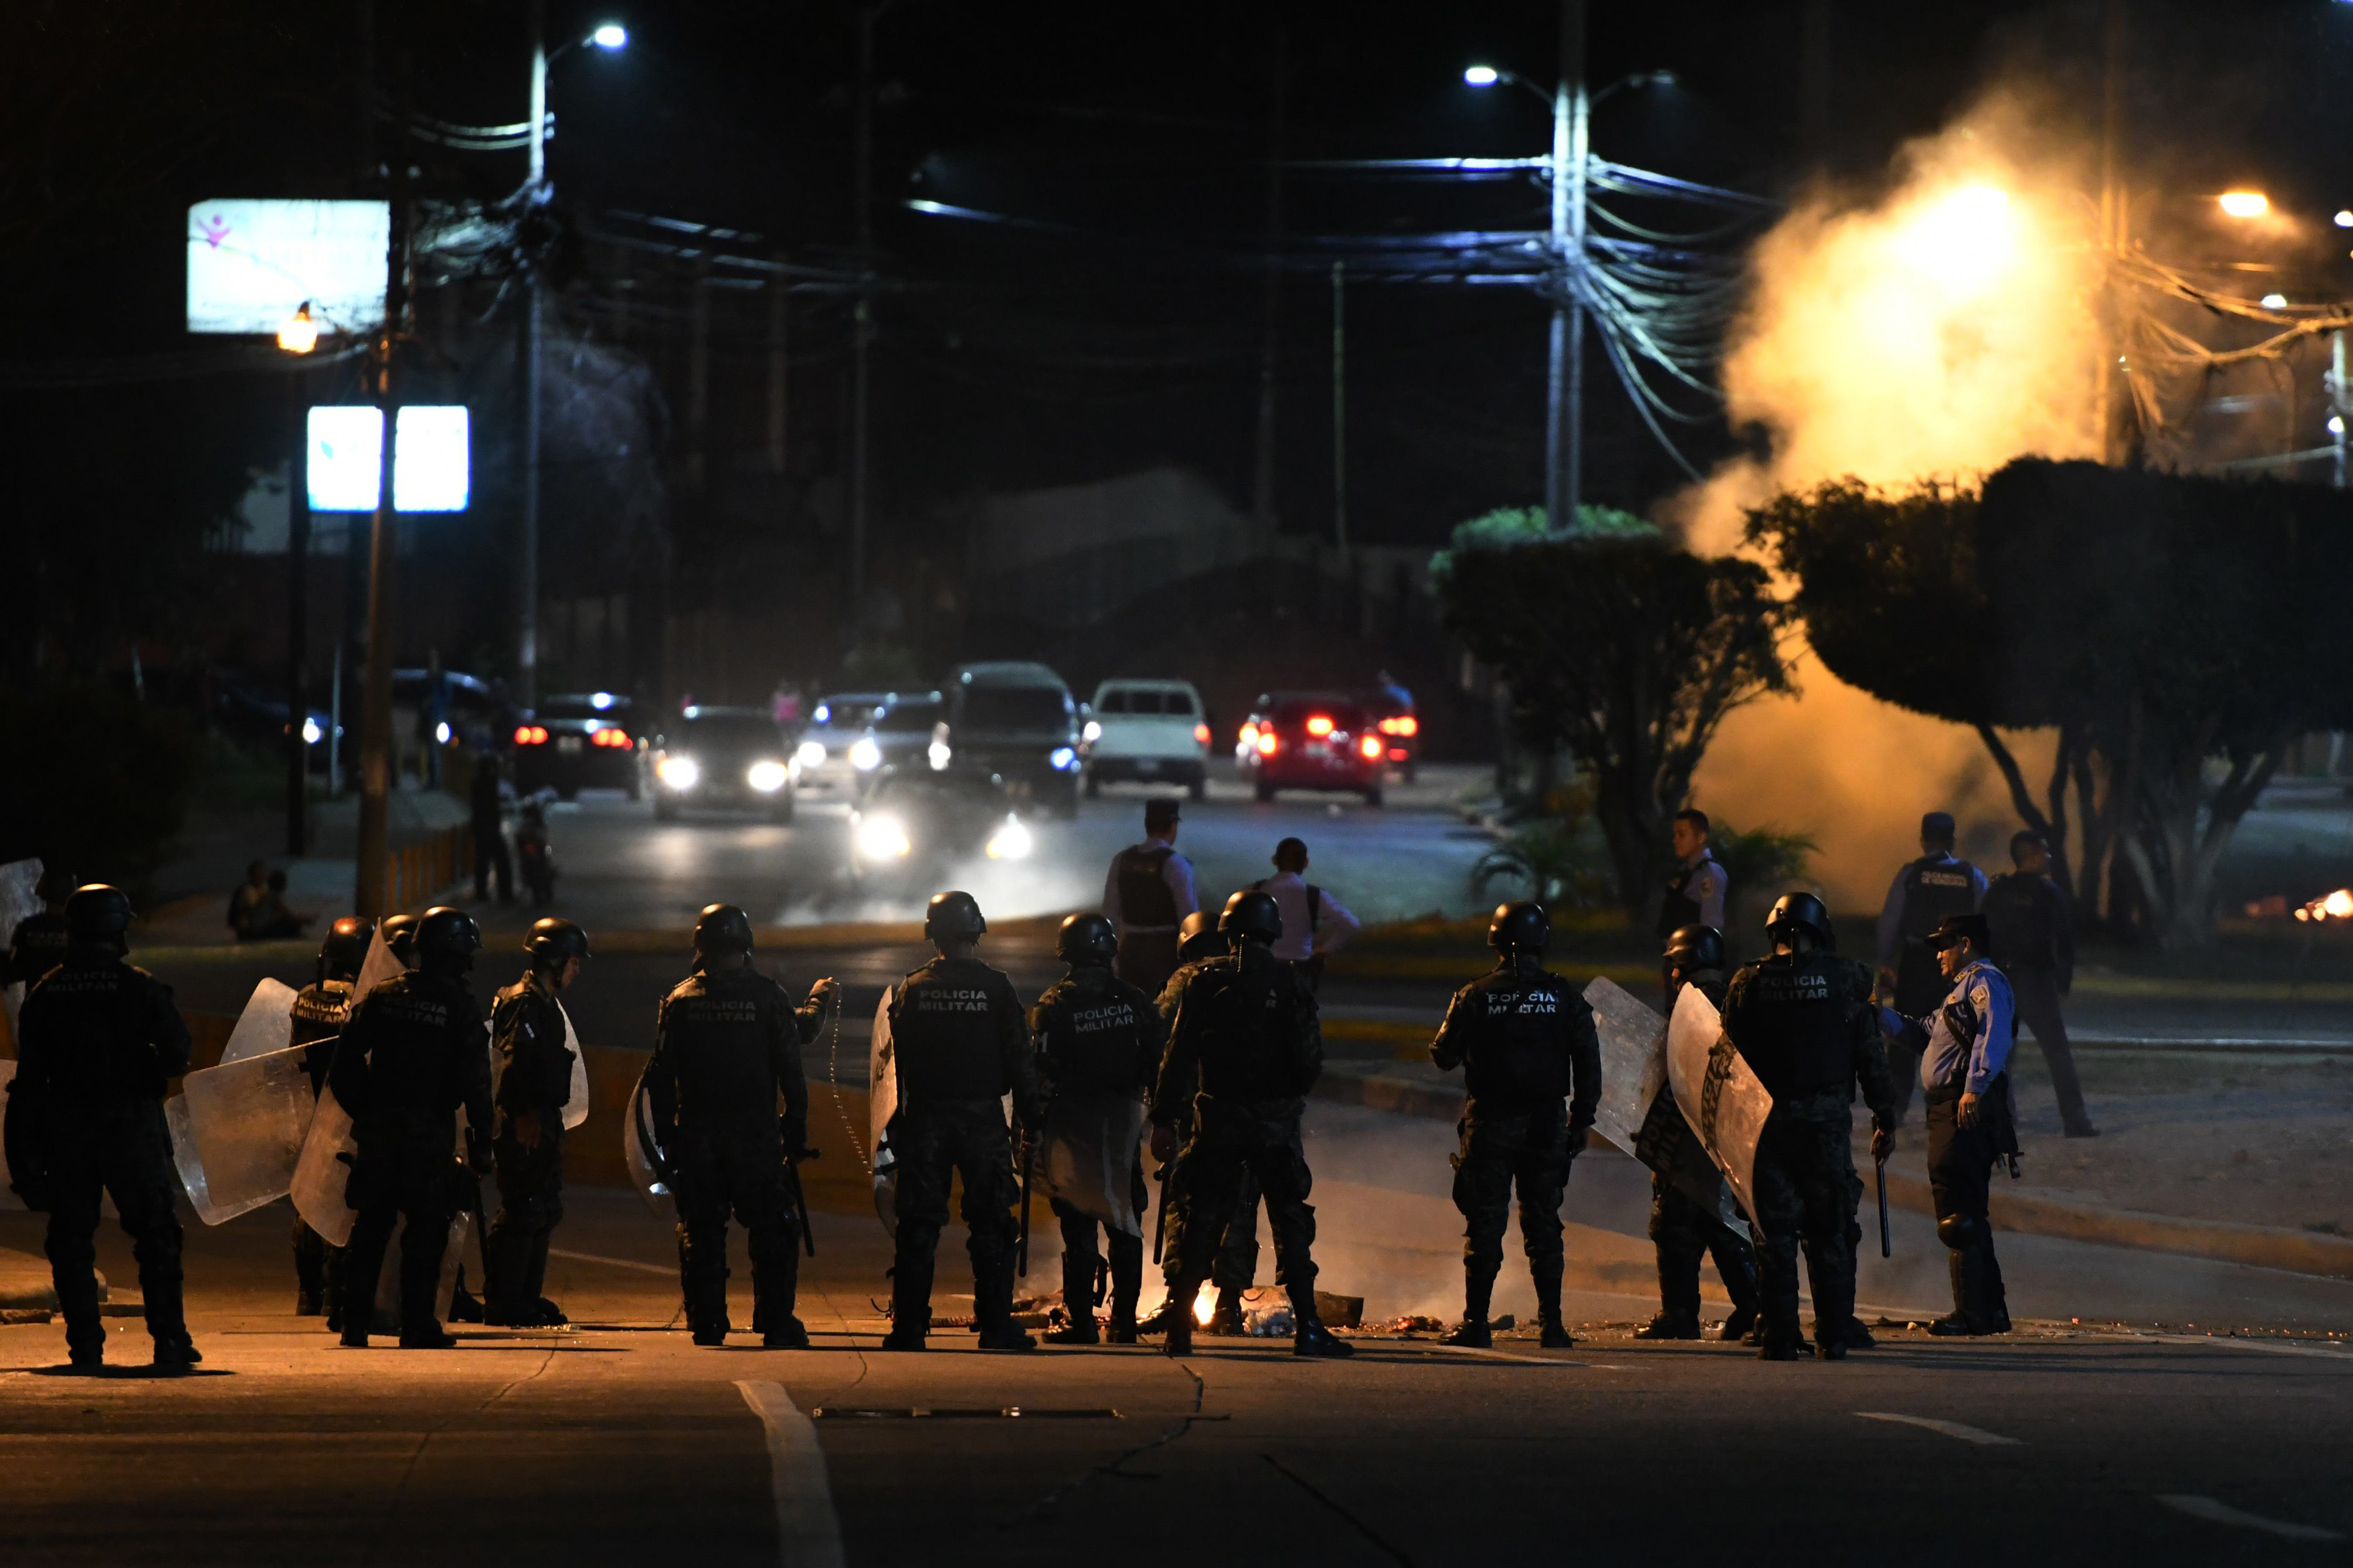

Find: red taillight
[592,727,629,747]
[1255,731,1278,757]
[1389,747,1408,761]
[1193,722,1211,745]
[515,725,549,746]
[1306,715,1334,737]
[1359,734,1383,761]
[1378,715,1419,737]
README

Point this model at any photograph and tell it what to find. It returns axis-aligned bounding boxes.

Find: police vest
[1033,974,1155,1094]
[1655,855,1715,940]
[339,973,485,1117]
[290,979,354,1049]
[891,959,1017,1102]
[1189,954,1318,1102]
[6,913,70,985]
[493,980,576,1113]
[18,958,187,1101]
[1454,969,1578,1109]
[1899,858,1979,943]
[1982,873,2058,971]
[655,970,793,1127]
[1726,954,1856,1100]
[1114,845,1180,930]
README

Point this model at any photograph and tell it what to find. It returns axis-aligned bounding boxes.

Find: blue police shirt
[1879,957,2014,1095]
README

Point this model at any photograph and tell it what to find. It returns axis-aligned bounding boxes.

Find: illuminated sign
[307,406,471,513]
[187,199,389,335]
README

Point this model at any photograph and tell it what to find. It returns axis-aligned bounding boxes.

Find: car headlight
[747,760,789,792]
[855,813,911,860]
[986,817,1033,860]
[796,739,826,768]
[301,718,322,744]
[928,740,952,771]
[1081,720,1102,743]
[657,756,701,791]
[1051,746,1078,771]
[850,736,882,771]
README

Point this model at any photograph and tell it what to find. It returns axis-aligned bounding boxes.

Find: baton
[1875,1154,1892,1259]
[1014,1127,1037,1277]
[1150,1159,1171,1266]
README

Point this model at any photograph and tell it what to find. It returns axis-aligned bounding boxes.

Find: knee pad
[1936,1213,1978,1251]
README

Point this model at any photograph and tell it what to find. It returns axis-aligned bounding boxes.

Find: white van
[1080,679,1211,800]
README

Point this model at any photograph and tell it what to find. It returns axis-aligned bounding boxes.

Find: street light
[2218,190,2270,219]
[590,22,627,49]
[1462,64,1500,87]
[277,302,320,355]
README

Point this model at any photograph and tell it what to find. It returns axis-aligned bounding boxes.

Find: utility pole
[1547,0,1589,531]
[849,2,888,640]
[356,36,412,918]
[1251,26,1287,530]
[286,372,311,858]
[517,0,548,709]
[767,251,790,477]
[1330,261,1347,562]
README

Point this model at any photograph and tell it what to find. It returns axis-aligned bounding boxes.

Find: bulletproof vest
[891,956,1018,1103]
[1726,953,1855,1101]
[1982,873,2057,971]
[1186,949,1318,1103]
[492,978,575,1111]
[657,967,792,1127]
[1454,965,1581,1109]
[1654,855,1712,940]
[1899,857,1979,942]
[1033,970,1155,1094]
[1114,844,1180,930]
[290,979,354,1049]
[7,912,70,985]
[17,955,188,1101]
[342,971,484,1118]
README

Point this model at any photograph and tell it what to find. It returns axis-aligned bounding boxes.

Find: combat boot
[151,1337,203,1375]
[1440,1319,1492,1348]
[1717,1304,1757,1342]
[1044,1315,1101,1345]
[1530,1259,1570,1349]
[883,1253,932,1351]
[1209,1285,1248,1336]
[1447,1267,1496,1349]
[1841,1316,1876,1349]
[1293,1318,1355,1359]
[1133,1300,1174,1336]
[399,1323,457,1349]
[1162,1281,1201,1357]
[1634,1311,1702,1341]
[977,1319,1038,1352]
[1538,1317,1575,1349]
[1757,1336,1807,1361]
[1107,1312,1139,1345]
[763,1315,811,1350]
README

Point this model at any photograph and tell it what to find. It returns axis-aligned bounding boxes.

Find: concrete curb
[1308,1064,2353,1283]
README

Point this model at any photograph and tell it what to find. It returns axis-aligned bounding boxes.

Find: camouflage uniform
[1031,966,1162,1338]
[485,975,576,1324]
[1151,957,1259,1298]
[1634,975,1757,1334]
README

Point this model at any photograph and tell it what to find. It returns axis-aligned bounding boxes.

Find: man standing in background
[1983,831,2096,1138]
[1656,809,1727,941]
[1103,798,1198,999]
[1258,838,1360,992]
[1875,811,1987,1125]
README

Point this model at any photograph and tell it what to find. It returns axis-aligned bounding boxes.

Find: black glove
[1566,1124,1591,1157]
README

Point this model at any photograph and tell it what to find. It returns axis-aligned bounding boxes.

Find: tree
[1434,517,1790,907]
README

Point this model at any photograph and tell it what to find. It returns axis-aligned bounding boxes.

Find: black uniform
[12,949,195,1363]
[1152,958,1261,1301]
[1030,967,1162,1336]
[1152,946,1325,1320]
[1631,974,1757,1335]
[644,965,823,1338]
[485,976,576,1323]
[1886,857,1982,1118]
[330,971,495,1339]
[884,955,1041,1338]
[5,910,71,988]
[1428,955,1602,1330]
[1982,870,2091,1134]
[288,977,356,1316]
[1721,951,1896,1355]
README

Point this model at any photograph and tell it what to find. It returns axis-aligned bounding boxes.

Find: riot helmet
[1176,909,1220,964]
[1764,891,1834,951]
[64,884,133,949]
[525,916,592,968]
[1488,900,1550,957]
[1055,912,1118,968]
[1218,889,1281,947]
[380,913,421,967]
[693,903,755,960]
[320,916,376,983]
[1664,924,1726,977]
[925,890,987,943]
[413,906,483,975]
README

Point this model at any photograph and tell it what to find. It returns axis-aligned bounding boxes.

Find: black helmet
[1488,900,1550,955]
[925,890,987,941]
[413,906,483,974]
[525,917,592,967]
[1055,912,1118,968]
[380,913,420,965]
[1765,892,1833,950]
[1176,909,1220,964]
[1218,889,1281,946]
[35,866,78,904]
[320,916,376,983]
[65,883,133,945]
[693,903,755,960]
[1664,924,1726,975]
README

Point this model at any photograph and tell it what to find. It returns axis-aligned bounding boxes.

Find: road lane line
[547,1247,675,1277]
[2158,1495,2347,1542]
[1855,1412,2020,1445]
[738,1380,847,1568]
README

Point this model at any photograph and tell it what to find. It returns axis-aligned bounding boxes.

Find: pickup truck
[1080,679,1211,800]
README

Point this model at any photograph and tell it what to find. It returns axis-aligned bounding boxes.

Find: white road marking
[2158,1494,2347,1542]
[1855,1411,2021,1446]
[1419,1343,1619,1369]
[2133,1334,2353,1363]
[547,1247,675,1277]
[737,1380,847,1568]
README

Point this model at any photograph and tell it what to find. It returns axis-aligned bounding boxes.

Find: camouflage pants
[1451,1103,1570,1299]
[891,1100,1020,1328]
[1649,1170,1756,1322]
[1164,1097,1318,1305]
[673,1121,799,1332]
[1164,1104,1263,1292]
[1748,1098,1860,1349]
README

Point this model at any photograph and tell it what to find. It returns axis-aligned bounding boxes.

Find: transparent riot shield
[218,978,299,1066]
[558,999,589,1131]
[170,1042,315,1225]
[1581,977,1669,1159]
[366,1211,474,1335]
[0,1060,27,1212]
[1038,1090,1147,1238]
[1666,982,1773,1222]
[868,988,899,1238]
[623,1072,677,1223]
[291,1086,360,1246]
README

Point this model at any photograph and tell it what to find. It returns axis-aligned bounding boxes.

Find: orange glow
[1239,723,1258,747]
[1378,715,1419,737]
[1306,715,1334,737]
[514,725,550,746]
[1358,734,1383,760]
[1193,722,1211,744]
[1192,1283,1218,1326]
[591,726,630,747]
[1255,731,1278,757]
[2218,189,2270,219]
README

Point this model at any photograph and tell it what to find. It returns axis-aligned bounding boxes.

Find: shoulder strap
[1306,885,1321,930]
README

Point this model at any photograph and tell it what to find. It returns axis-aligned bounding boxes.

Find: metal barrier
[382,825,473,914]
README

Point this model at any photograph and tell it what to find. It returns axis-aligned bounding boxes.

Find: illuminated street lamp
[590,22,627,49]
[277,301,320,355]
[2218,190,2270,219]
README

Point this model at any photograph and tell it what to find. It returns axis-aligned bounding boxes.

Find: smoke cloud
[1675,92,2099,906]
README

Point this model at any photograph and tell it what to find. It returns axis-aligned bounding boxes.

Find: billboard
[188,199,389,336]
[308,406,471,513]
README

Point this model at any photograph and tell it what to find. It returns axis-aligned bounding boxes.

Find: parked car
[1079,679,1211,800]
[934,662,1083,818]
[648,705,796,822]
[792,691,893,795]
[1359,685,1420,783]
[1238,691,1386,806]
[512,691,643,799]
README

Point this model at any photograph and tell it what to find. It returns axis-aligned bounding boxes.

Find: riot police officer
[484,917,589,1327]
[290,915,372,1319]
[1722,893,1896,1360]
[1152,890,1349,1359]
[1427,901,1600,1350]
[880,892,1043,1352]
[1633,925,1758,1342]
[4,865,76,989]
[332,906,495,1349]
[11,885,199,1373]
[1135,909,1244,1338]
[644,904,836,1348]
[1875,812,1987,1124]
[378,912,421,970]
[1030,913,1163,1345]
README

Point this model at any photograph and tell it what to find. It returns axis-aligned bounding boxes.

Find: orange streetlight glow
[2218,190,2270,219]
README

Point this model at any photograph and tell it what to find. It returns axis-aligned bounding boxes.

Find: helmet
[1663,924,1726,975]
[320,916,376,983]
[1218,889,1281,945]
[1488,900,1550,955]
[64,884,133,945]
[413,906,483,974]
[1176,909,1220,964]
[1055,912,1118,968]
[1764,892,1833,950]
[525,917,592,967]
[380,913,420,965]
[925,890,987,941]
[693,903,755,960]
[35,866,78,904]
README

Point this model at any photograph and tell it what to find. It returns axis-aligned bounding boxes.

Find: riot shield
[352,928,405,1001]
[291,1085,360,1246]
[0,859,39,1045]
[622,1072,677,1222]
[1581,977,1668,1159]
[170,1042,315,1225]
[1038,1089,1147,1237]
[366,1211,474,1335]
[868,988,899,1238]
[556,999,589,1131]
[1666,982,1773,1223]
[218,978,300,1066]
[0,1060,28,1212]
